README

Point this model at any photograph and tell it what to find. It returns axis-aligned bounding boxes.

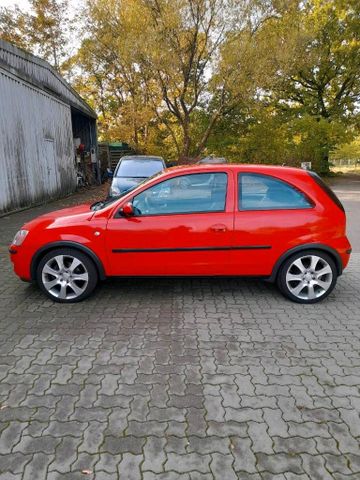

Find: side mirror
[121,202,134,217]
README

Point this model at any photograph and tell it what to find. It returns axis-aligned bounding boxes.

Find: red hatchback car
[9,164,351,304]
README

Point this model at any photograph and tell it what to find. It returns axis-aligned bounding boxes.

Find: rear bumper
[336,236,352,273]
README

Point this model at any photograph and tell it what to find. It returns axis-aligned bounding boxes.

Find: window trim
[238,173,315,212]
[119,172,229,218]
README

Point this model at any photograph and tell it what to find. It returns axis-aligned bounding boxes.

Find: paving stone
[231,436,257,474]
[165,452,211,473]
[225,407,262,423]
[43,420,85,438]
[185,407,207,436]
[0,421,25,454]
[284,474,310,480]
[204,394,225,422]
[0,473,20,480]
[187,435,230,455]
[12,435,60,454]
[210,452,237,480]
[328,422,360,454]
[143,473,190,480]
[1,193,360,479]
[106,407,130,436]
[143,436,166,473]
[263,408,288,437]
[127,420,167,437]
[48,436,79,473]
[273,436,317,455]
[301,454,334,480]
[248,421,273,454]
[70,451,100,472]
[102,435,146,454]
[79,421,107,453]
[324,453,353,475]
[95,452,122,473]
[0,452,32,474]
[256,452,303,475]
[117,452,143,479]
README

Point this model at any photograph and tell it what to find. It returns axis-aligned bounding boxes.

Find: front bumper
[9,244,32,281]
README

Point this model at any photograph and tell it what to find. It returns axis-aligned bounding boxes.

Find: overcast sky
[0,0,31,8]
[0,0,84,11]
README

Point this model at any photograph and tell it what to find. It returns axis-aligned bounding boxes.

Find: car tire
[36,248,98,303]
[277,249,338,304]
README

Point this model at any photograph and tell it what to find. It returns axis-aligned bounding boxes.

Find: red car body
[9,164,351,285]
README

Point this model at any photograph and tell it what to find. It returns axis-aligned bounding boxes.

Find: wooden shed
[0,39,97,214]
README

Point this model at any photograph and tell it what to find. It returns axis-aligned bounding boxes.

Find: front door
[105,171,235,276]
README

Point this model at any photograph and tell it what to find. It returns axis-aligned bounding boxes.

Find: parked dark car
[198,156,227,164]
[109,155,166,197]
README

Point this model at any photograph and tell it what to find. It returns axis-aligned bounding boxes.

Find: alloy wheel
[285,254,333,301]
[41,254,89,300]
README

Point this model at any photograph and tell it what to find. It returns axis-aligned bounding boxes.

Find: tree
[136,0,230,161]
[0,0,73,72]
[27,0,73,71]
[2,0,359,168]
[268,0,360,171]
[0,6,28,49]
[79,0,265,161]
[209,0,360,171]
[73,0,159,153]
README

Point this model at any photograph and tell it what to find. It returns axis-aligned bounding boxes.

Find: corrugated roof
[0,39,96,119]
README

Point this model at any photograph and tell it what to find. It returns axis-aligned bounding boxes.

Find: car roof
[120,155,164,161]
[164,163,308,176]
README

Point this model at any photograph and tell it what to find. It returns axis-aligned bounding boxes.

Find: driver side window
[132,173,227,216]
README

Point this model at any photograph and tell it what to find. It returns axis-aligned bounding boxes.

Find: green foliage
[332,136,360,162]
[0,0,73,72]
[1,0,359,170]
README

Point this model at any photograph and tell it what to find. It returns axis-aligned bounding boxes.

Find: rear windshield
[116,159,164,178]
[308,171,344,212]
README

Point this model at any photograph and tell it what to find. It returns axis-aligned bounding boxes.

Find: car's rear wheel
[37,248,98,303]
[277,250,337,303]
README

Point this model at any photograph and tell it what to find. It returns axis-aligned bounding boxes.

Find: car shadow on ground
[18,274,349,308]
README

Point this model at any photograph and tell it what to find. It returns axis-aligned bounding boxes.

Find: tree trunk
[320,150,330,175]
[179,117,192,163]
[193,112,221,158]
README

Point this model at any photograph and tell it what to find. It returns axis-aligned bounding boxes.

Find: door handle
[210,224,227,232]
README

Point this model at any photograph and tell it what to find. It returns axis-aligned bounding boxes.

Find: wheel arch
[30,241,106,281]
[268,243,343,283]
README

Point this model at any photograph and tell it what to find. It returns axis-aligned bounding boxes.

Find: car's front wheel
[277,250,338,303]
[37,248,98,303]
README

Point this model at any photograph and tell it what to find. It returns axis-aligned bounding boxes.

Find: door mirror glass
[121,202,134,217]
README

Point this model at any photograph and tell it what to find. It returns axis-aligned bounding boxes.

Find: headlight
[12,230,29,246]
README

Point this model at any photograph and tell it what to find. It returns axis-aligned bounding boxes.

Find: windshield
[91,171,164,211]
[116,159,164,178]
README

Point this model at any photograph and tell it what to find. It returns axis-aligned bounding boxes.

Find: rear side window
[239,173,312,210]
[308,171,344,212]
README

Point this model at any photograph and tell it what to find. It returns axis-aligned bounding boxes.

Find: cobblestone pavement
[0,182,360,479]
